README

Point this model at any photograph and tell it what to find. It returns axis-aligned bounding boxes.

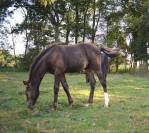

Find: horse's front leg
[87,71,96,104]
[60,74,73,106]
[85,70,90,83]
[97,72,109,107]
[53,76,60,110]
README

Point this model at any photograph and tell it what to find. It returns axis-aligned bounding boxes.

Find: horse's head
[23,80,39,110]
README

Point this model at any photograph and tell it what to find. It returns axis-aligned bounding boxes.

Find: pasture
[0,72,149,133]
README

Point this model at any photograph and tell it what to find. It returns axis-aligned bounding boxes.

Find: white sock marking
[104,92,109,107]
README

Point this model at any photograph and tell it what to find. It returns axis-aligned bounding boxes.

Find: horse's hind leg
[97,72,109,107]
[60,74,73,106]
[88,71,96,104]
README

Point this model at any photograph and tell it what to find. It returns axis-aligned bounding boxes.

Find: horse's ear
[23,80,28,85]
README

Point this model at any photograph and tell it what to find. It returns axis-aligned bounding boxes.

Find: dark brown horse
[23,43,125,110]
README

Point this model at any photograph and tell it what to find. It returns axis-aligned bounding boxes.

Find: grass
[0,72,149,133]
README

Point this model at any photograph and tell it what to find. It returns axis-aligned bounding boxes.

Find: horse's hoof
[48,107,57,112]
[69,99,73,104]
[68,99,73,107]
[53,106,58,111]
[69,103,73,108]
[31,111,40,116]
[48,104,58,112]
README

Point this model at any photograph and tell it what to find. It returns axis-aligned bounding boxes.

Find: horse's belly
[66,59,88,72]
[67,66,83,72]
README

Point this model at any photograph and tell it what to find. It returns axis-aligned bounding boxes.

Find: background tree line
[0,0,149,72]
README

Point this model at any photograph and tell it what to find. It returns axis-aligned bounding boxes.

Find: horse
[23,43,125,110]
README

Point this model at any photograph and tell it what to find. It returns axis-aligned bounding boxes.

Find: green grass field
[0,72,149,133]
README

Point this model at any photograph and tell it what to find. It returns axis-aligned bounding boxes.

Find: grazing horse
[23,43,125,110]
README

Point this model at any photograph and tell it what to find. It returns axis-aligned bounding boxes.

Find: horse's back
[60,44,89,72]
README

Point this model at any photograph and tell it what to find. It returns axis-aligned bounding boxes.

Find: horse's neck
[30,62,47,88]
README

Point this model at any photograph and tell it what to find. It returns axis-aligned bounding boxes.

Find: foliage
[21,48,41,70]
[0,0,148,71]
[0,50,15,67]
[0,24,10,50]
[40,0,57,7]
[0,0,14,22]
[124,0,149,62]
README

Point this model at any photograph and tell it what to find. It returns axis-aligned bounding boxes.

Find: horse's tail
[100,47,125,58]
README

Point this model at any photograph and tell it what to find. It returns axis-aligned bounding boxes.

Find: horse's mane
[28,45,55,82]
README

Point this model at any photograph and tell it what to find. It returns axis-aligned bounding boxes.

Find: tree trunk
[11,33,17,66]
[24,29,29,57]
[115,58,119,72]
[23,9,29,58]
[65,28,70,44]
[83,3,89,43]
[65,13,70,44]
[82,0,90,43]
[106,20,109,46]
[124,59,127,72]
[75,3,79,44]
[91,0,96,43]
[54,26,60,42]
[9,24,17,66]
[83,13,87,43]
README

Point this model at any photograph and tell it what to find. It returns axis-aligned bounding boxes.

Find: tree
[124,0,149,70]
